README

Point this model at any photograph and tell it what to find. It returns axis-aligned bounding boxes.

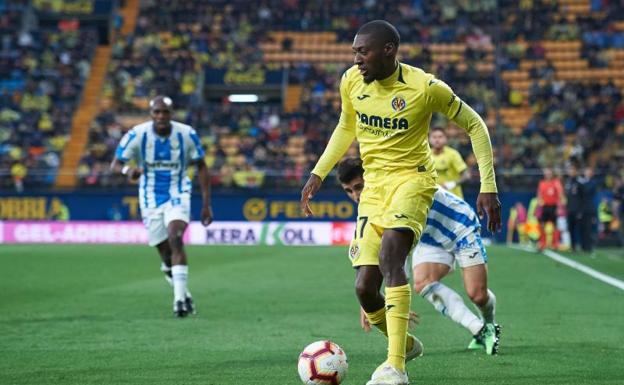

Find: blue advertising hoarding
[0,190,543,241]
[0,190,358,222]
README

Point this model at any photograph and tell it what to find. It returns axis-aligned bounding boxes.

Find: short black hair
[337,158,364,184]
[357,20,400,47]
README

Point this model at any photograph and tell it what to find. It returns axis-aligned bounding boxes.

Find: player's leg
[364,175,434,385]
[457,237,499,355]
[142,207,177,315]
[567,213,578,251]
[165,196,193,317]
[356,265,423,360]
[155,237,195,312]
[376,175,435,375]
[155,240,173,285]
[462,265,495,323]
[378,228,413,372]
[413,259,484,336]
[355,265,386,331]
[352,190,390,336]
[168,219,191,317]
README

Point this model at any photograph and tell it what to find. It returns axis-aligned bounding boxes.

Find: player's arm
[444,151,469,191]
[188,129,212,226]
[301,73,356,216]
[110,129,141,181]
[536,181,545,206]
[557,179,567,206]
[456,153,470,183]
[427,78,501,232]
[195,158,213,226]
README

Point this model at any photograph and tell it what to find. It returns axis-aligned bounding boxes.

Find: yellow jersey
[312,62,497,193]
[432,146,467,197]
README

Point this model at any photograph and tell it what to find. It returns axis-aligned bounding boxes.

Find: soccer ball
[297,340,348,385]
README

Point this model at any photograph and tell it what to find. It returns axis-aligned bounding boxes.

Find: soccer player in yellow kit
[301,20,501,385]
[430,126,470,198]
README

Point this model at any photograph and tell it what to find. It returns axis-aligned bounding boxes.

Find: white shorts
[411,234,487,271]
[140,195,191,246]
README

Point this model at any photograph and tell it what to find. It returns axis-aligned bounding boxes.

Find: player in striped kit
[337,158,500,355]
[410,181,500,355]
[111,96,213,317]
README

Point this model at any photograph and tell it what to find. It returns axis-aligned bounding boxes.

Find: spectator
[579,166,598,252]
[564,163,583,252]
[536,167,565,250]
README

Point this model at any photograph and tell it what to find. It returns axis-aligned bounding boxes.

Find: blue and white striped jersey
[420,189,482,251]
[115,120,205,209]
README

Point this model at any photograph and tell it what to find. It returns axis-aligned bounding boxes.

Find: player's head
[429,126,447,150]
[149,95,173,135]
[337,157,365,203]
[566,163,578,177]
[352,20,400,84]
[542,167,553,179]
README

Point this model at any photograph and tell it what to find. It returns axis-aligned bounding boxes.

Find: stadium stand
[0,0,98,190]
[4,0,624,195]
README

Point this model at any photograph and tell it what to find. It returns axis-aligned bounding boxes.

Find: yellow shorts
[348,171,437,267]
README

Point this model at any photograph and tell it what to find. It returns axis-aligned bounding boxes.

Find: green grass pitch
[1,244,623,384]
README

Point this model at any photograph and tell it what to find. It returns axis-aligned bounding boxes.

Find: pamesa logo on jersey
[356,111,408,130]
[391,95,406,112]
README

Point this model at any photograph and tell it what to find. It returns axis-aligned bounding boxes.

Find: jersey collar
[377,62,405,87]
[152,122,173,139]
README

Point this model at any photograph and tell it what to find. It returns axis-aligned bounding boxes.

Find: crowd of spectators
[0,0,98,190]
[76,0,624,193]
[3,0,624,203]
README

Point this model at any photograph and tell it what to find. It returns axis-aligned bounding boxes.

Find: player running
[111,95,213,317]
[301,20,501,385]
[337,158,500,356]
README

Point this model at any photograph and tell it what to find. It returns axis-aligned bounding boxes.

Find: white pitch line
[542,249,624,291]
[507,244,624,291]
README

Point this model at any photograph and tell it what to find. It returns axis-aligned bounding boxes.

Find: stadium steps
[500,107,532,133]
[119,0,140,36]
[56,46,112,188]
[502,38,624,132]
[56,0,141,188]
[283,85,303,113]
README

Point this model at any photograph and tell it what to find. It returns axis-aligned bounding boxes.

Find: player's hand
[300,174,322,217]
[477,192,502,233]
[360,308,371,332]
[122,166,142,181]
[201,204,213,226]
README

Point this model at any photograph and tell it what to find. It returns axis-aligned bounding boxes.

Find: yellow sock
[385,284,411,371]
[365,307,388,336]
[366,307,415,352]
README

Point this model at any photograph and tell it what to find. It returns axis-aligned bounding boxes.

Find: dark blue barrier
[0,190,357,222]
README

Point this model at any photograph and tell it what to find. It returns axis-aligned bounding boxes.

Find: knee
[354,280,378,302]
[467,287,488,307]
[168,229,184,247]
[413,276,434,295]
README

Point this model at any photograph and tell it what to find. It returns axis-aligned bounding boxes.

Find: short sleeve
[186,129,205,161]
[115,129,139,162]
[426,77,463,119]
